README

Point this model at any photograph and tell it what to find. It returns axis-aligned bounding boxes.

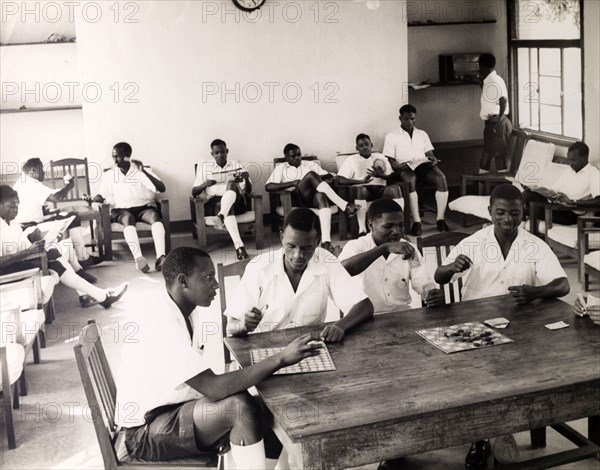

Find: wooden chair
[0,343,25,449]
[416,232,471,304]
[190,166,264,251]
[578,216,600,291]
[48,158,105,258]
[268,156,348,239]
[74,320,225,469]
[217,259,251,365]
[98,166,171,260]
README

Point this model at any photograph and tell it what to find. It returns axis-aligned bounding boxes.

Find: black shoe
[99,283,129,309]
[236,247,249,261]
[410,222,422,236]
[437,220,450,232]
[155,255,166,271]
[465,440,491,469]
[79,256,104,269]
[79,294,97,308]
[76,269,97,284]
[377,459,403,470]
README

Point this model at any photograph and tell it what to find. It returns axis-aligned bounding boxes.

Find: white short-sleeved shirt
[116,293,209,428]
[13,175,58,223]
[480,70,509,120]
[337,153,392,186]
[192,159,247,199]
[383,127,435,164]
[443,226,566,301]
[339,234,434,314]
[266,161,329,191]
[99,166,161,209]
[550,164,600,201]
[0,217,32,256]
[225,247,368,331]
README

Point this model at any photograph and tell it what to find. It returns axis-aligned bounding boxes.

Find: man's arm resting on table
[331,298,374,334]
[508,277,570,304]
[574,195,600,207]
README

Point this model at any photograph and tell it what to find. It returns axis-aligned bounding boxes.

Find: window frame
[507,0,584,144]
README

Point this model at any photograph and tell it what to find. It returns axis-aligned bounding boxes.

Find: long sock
[58,259,107,301]
[218,190,237,217]
[409,192,421,223]
[436,191,449,220]
[150,222,166,258]
[230,438,266,470]
[318,208,332,243]
[123,226,143,260]
[393,198,405,211]
[274,447,290,470]
[356,199,367,233]
[316,182,348,211]
[68,226,89,260]
[224,215,244,249]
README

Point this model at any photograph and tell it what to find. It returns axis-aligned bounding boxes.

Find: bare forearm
[534,277,570,299]
[337,176,363,186]
[144,170,166,192]
[434,264,457,284]
[47,185,72,203]
[499,97,507,117]
[574,196,600,207]
[266,182,296,192]
[341,246,387,276]
[334,298,373,333]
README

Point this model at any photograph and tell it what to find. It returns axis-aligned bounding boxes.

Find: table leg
[530,427,547,448]
[589,416,600,445]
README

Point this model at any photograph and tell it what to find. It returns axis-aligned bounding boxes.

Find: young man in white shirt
[85,142,167,273]
[339,199,444,314]
[383,104,450,236]
[266,143,358,254]
[0,185,128,309]
[336,134,404,235]
[225,208,373,340]
[435,183,569,468]
[191,139,252,260]
[116,246,320,468]
[479,53,513,173]
[523,141,600,225]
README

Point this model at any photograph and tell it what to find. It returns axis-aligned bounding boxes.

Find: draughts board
[416,321,514,354]
[250,342,336,375]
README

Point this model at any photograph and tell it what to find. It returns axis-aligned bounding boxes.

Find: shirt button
[384,278,388,281]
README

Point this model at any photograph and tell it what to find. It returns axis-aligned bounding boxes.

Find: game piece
[249,341,336,375]
[416,321,514,354]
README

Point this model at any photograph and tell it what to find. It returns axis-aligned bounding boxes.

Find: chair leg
[39,328,47,349]
[530,427,546,448]
[584,273,590,292]
[5,384,17,449]
[589,416,600,445]
[19,366,28,396]
[12,382,20,409]
[33,335,41,364]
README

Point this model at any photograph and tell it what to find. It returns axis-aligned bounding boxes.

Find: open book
[407,157,432,171]
[24,216,76,244]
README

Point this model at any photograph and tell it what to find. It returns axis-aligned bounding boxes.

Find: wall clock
[232,0,266,12]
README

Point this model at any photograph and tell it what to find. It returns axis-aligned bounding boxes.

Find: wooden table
[225,295,600,469]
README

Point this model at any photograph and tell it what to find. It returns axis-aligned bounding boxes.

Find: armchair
[579,216,600,291]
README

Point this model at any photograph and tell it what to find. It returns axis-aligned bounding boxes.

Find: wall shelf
[1,105,82,114]
[0,41,75,47]
[409,81,480,90]
[408,20,496,27]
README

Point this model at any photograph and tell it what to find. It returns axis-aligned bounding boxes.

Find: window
[508,0,583,140]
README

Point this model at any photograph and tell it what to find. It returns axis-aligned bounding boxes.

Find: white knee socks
[409,192,421,223]
[224,215,244,249]
[356,199,367,233]
[316,182,348,211]
[68,226,89,260]
[123,226,143,260]
[150,222,166,258]
[58,259,107,301]
[229,438,266,470]
[318,208,332,243]
[436,191,449,221]
[218,190,237,217]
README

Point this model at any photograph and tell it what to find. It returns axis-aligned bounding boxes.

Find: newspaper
[407,157,432,171]
[24,216,76,244]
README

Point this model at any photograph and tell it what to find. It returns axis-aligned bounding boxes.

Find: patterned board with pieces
[416,321,514,354]
[250,341,336,375]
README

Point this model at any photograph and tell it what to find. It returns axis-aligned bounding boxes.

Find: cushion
[522,220,547,235]
[540,162,568,189]
[584,251,600,270]
[514,140,555,186]
[547,224,577,248]
[18,309,44,347]
[204,211,256,226]
[275,206,339,218]
[0,343,25,389]
[448,196,491,221]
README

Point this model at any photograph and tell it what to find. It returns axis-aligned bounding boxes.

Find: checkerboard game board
[250,342,336,375]
[416,321,514,354]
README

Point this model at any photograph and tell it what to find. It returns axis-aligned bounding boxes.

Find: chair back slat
[48,158,91,205]
[217,259,251,364]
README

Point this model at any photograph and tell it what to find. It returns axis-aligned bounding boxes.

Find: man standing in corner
[478,53,512,174]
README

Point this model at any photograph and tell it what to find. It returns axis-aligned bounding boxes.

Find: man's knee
[302,171,322,185]
[384,185,402,199]
[355,186,368,199]
[69,213,82,226]
[314,192,328,208]
[226,181,241,193]
[120,214,136,226]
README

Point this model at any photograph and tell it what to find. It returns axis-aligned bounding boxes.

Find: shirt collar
[484,70,497,83]
[267,247,329,279]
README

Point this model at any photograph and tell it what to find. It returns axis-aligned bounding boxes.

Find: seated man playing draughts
[225,208,374,342]
[435,183,570,469]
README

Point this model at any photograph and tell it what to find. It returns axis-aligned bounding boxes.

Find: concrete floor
[1,211,599,469]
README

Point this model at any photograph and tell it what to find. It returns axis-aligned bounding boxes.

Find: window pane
[539,49,561,77]
[515,0,580,40]
[539,104,561,134]
[563,48,582,138]
[539,76,561,106]
[517,48,531,127]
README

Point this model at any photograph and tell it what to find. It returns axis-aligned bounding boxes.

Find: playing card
[545,321,570,330]
[484,317,510,329]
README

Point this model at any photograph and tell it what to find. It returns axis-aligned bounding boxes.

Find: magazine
[24,216,76,244]
[407,157,432,171]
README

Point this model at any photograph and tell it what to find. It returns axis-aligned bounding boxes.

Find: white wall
[584,0,599,164]
[74,0,408,221]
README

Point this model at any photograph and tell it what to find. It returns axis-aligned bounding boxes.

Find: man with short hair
[116,246,320,468]
[85,142,167,273]
[523,141,600,225]
[336,134,404,235]
[225,208,373,341]
[339,199,444,314]
[383,104,450,235]
[478,53,512,173]
[192,139,252,260]
[266,143,358,254]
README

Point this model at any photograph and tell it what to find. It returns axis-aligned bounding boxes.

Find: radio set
[439,53,484,83]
